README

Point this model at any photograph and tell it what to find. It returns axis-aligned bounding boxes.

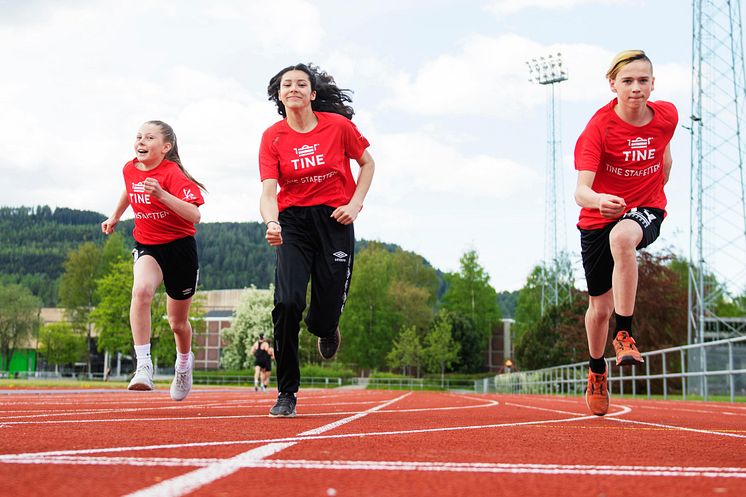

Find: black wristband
[266,220,280,227]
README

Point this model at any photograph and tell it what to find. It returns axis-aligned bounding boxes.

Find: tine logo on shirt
[628,137,653,149]
[623,137,656,161]
[130,182,151,204]
[291,144,324,171]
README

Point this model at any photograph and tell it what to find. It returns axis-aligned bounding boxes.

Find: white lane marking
[121,393,412,497]
[634,405,746,417]
[3,455,745,479]
[123,443,295,497]
[298,393,411,436]
[0,396,498,427]
[503,401,632,418]
[605,409,746,439]
[0,407,623,461]
[506,400,746,438]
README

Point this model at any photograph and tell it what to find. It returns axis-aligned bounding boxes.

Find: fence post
[728,341,734,402]
[645,358,651,399]
[662,351,667,400]
[680,349,686,401]
[703,345,708,401]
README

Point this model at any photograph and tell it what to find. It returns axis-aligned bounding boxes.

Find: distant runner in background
[574,50,678,416]
[251,334,275,391]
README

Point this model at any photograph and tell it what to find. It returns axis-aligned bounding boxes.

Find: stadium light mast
[690,0,746,343]
[527,53,572,314]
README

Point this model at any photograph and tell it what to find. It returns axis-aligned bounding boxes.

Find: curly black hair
[267,63,355,120]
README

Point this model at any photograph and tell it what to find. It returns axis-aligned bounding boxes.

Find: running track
[0,387,744,496]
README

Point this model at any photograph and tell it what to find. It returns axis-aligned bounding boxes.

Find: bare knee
[168,317,191,336]
[131,285,155,306]
[609,224,640,258]
[587,297,613,324]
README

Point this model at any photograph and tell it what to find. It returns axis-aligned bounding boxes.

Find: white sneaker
[170,352,194,401]
[128,363,154,391]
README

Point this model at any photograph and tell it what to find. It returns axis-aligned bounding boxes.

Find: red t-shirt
[122,158,205,244]
[574,98,678,229]
[259,111,370,212]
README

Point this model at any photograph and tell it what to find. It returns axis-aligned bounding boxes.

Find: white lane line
[0,409,622,461]
[121,393,412,497]
[4,455,745,479]
[505,400,746,438]
[633,404,746,417]
[0,396,498,427]
[503,401,631,418]
[605,409,746,439]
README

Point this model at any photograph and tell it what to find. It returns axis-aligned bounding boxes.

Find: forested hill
[0,206,405,306]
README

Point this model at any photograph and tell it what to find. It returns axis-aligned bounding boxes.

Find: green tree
[440,250,501,372]
[513,265,543,344]
[101,232,130,272]
[91,260,134,357]
[514,298,587,370]
[443,311,480,373]
[387,325,423,376]
[37,322,87,372]
[422,313,460,382]
[221,287,274,370]
[339,243,400,370]
[58,241,103,373]
[0,284,41,372]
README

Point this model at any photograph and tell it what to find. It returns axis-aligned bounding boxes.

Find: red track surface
[0,387,744,496]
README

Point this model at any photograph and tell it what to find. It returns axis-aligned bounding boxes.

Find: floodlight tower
[690,0,746,342]
[527,53,572,314]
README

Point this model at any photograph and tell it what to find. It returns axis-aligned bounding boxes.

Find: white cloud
[205,0,324,54]
[484,0,632,15]
[373,131,540,198]
[381,35,690,120]
[381,35,610,118]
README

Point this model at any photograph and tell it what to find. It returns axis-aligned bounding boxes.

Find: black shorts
[255,358,272,371]
[133,236,199,300]
[580,207,664,296]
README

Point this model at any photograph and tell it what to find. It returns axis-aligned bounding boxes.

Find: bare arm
[574,170,627,219]
[260,179,282,246]
[331,150,375,225]
[662,143,673,185]
[101,190,130,234]
[143,177,201,224]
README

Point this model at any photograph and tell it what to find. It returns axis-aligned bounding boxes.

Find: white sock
[176,351,191,372]
[134,344,152,368]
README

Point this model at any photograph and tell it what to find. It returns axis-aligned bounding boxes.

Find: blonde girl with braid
[102,120,206,401]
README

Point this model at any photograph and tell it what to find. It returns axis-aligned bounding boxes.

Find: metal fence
[482,336,746,402]
[350,377,477,391]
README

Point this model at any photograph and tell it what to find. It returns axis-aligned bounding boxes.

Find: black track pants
[272,205,354,394]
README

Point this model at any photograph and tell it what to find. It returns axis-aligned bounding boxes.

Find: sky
[0,0,697,291]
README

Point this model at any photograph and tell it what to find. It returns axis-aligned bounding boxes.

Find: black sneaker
[318,327,341,360]
[269,392,296,417]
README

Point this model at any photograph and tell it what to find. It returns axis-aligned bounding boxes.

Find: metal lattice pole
[527,53,573,314]
[689,0,746,343]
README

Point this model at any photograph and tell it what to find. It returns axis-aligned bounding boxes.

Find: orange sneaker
[612,331,644,366]
[585,370,609,416]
